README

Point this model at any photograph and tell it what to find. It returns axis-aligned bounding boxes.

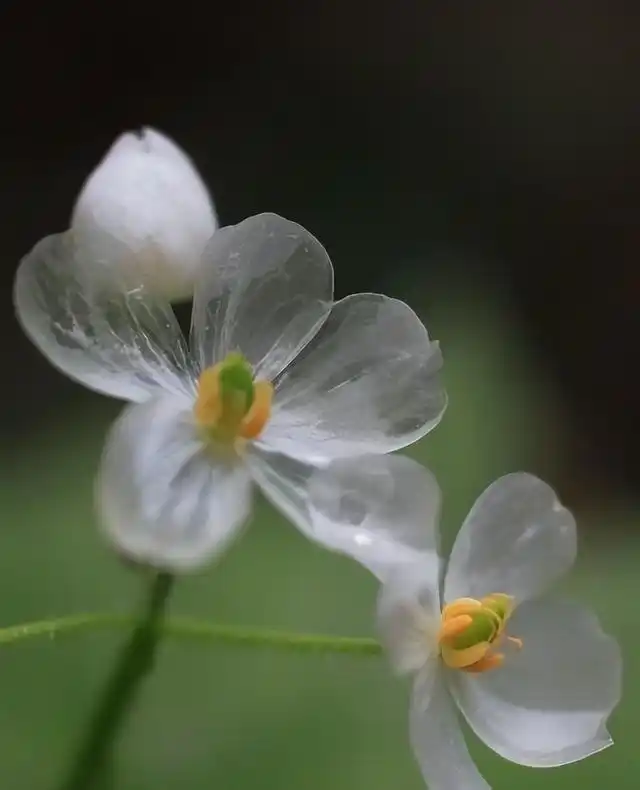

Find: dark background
[0,3,638,789]
[2,0,638,497]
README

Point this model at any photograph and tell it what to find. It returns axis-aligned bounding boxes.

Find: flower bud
[71,127,217,301]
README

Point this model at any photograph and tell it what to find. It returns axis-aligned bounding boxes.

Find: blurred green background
[0,282,634,790]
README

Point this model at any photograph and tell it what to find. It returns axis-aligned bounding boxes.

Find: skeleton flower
[14,213,445,571]
[308,456,622,790]
[72,126,217,301]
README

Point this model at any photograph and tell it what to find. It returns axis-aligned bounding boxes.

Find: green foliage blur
[0,282,633,789]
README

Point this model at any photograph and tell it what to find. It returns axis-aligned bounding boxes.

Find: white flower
[308,456,622,790]
[72,126,217,301]
[14,213,446,571]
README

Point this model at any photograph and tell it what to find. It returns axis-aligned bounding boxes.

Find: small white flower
[308,456,622,790]
[14,213,446,571]
[72,126,217,301]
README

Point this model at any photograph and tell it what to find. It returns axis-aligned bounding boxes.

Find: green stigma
[218,352,255,415]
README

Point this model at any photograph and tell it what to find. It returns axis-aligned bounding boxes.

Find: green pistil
[449,609,501,650]
[483,594,512,621]
[208,353,256,442]
[218,353,255,414]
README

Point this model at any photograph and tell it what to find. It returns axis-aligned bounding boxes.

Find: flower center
[437,594,522,674]
[194,352,273,444]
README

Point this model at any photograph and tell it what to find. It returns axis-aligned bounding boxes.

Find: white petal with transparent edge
[191,213,333,379]
[410,669,491,790]
[444,473,577,604]
[72,127,217,302]
[263,294,446,461]
[308,455,442,581]
[98,396,253,571]
[377,564,441,675]
[14,231,192,401]
[450,598,621,767]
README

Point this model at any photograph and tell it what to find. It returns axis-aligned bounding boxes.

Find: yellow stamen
[438,592,521,674]
[438,614,474,642]
[194,355,273,445]
[194,363,224,428]
[463,652,505,674]
[239,380,274,439]
[441,641,492,669]
[441,598,483,619]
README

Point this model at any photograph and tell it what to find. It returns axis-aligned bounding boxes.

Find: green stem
[56,572,175,790]
[0,614,382,657]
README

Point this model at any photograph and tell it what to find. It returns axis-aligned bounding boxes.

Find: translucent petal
[308,455,443,581]
[190,213,333,379]
[377,564,441,675]
[410,669,491,790]
[98,396,253,571]
[72,127,217,301]
[246,443,319,538]
[450,598,621,767]
[14,231,192,402]
[444,473,577,604]
[262,293,446,461]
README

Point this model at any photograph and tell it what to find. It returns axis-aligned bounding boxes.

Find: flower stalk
[0,612,382,658]
[56,572,175,790]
